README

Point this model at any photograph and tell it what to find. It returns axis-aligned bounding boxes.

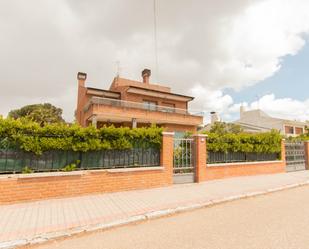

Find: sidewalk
[1,171,309,248]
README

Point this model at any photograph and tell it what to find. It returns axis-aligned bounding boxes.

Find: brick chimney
[142,69,151,84]
[77,72,87,87]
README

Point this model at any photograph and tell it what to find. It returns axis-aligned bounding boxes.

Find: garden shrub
[0,117,162,154]
[22,166,34,174]
[203,130,282,153]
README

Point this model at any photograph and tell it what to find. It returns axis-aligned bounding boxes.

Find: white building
[234,106,308,136]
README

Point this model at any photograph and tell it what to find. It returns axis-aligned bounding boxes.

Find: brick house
[76,69,203,134]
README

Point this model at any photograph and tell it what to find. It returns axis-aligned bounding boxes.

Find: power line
[153,0,159,81]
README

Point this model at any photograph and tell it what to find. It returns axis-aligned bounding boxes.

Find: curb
[2,180,309,249]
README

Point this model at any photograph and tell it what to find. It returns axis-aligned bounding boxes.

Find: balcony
[84,97,204,126]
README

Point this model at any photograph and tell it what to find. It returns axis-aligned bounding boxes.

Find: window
[295,127,304,135]
[285,126,294,134]
[143,100,157,111]
[162,102,175,113]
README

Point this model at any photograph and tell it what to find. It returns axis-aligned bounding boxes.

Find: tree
[8,103,65,126]
[209,122,243,135]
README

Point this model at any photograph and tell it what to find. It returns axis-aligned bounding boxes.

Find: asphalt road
[29,185,309,249]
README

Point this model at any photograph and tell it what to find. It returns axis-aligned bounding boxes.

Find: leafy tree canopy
[209,122,243,135]
[8,103,65,126]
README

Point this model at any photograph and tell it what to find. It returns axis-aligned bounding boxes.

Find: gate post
[281,139,286,164]
[193,134,207,183]
[161,132,174,183]
[304,141,309,170]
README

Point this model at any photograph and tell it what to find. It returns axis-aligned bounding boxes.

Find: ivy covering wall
[0,117,162,155]
[204,130,282,153]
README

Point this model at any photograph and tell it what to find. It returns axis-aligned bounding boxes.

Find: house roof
[86,87,119,94]
[234,122,272,131]
[110,77,171,93]
[241,109,270,117]
[86,87,120,99]
[235,109,308,127]
[126,86,194,102]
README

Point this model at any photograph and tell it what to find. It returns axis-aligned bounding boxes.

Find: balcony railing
[84,97,204,116]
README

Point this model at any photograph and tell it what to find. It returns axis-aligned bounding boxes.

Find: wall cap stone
[106,166,164,173]
[0,166,165,179]
[207,160,284,167]
[0,170,86,180]
[192,134,208,137]
[162,132,175,136]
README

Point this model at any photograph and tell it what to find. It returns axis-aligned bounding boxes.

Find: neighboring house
[76,69,203,134]
[234,106,308,136]
[198,111,221,132]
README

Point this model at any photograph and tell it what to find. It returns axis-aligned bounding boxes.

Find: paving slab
[1,171,309,248]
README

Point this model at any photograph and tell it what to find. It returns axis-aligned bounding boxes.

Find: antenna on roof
[115,60,121,77]
[153,0,159,81]
[255,94,261,110]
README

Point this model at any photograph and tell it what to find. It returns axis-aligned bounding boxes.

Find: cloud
[240,94,309,121]
[0,0,309,122]
[194,91,309,123]
[219,0,309,90]
[209,93,309,123]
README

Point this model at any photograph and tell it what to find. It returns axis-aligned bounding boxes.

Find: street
[28,185,309,249]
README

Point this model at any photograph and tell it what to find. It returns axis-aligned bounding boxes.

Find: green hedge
[286,134,309,142]
[0,117,162,154]
[204,130,282,153]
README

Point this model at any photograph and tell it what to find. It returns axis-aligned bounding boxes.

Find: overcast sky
[0,0,309,123]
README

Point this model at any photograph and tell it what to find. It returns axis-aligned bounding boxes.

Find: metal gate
[285,142,306,172]
[173,138,195,184]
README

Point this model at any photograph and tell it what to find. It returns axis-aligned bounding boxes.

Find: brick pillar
[161,132,174,184]
[304,141,309,170]
[193,134,207,183]
[281,139,286,164]
[76,72,87,126]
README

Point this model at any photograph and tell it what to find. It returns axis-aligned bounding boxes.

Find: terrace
[83,96,204,127]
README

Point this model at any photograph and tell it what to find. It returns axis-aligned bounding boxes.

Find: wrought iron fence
[207,151,279,164]
[285,142,306,171]
[0,148,160,174]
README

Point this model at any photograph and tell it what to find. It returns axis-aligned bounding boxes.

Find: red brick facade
[0,136,290,204]
[76,70,203,133]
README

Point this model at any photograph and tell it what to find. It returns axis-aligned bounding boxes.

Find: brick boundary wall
[196,138,286,181]
[203,160,286,181]
[0,134,289,204]
[0,132,174,205]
